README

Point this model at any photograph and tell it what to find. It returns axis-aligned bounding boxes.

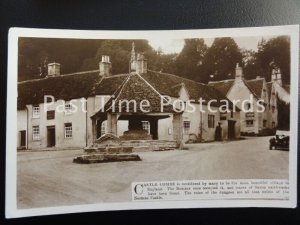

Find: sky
[148,36,274,54]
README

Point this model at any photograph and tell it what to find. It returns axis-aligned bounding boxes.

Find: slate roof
[18,70,101,109]
[273,82,290,104]
[94,74,128,95]
[142,70,230,106]
[209,78,267,100]
[208,80,235,96]
[283,84,290,94]
[92,73,177,119]
[245,78,264,99]
[18,69,236,110]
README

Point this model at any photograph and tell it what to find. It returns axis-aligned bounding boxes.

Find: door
[228,120,236,139]
[20,130,26,147]
[47,126,56,147]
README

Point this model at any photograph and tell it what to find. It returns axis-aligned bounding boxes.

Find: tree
[18,38,105,81]
[81,39,159,74]
[173,39,208,81]
[255,36,290,84]
[201,38,243,83]
[241,48,261,80]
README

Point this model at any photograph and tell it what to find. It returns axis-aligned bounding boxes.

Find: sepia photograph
[6,25,299,217]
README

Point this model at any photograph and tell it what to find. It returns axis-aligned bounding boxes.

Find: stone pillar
[107,113,118,135]
[172,113,183,149]
[92,119,97,142]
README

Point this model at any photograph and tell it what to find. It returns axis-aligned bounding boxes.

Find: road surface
[17,136,289,208]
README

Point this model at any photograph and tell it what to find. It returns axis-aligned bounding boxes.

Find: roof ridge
[246,78,265,82]
[18,69,100,84]
[208,79,234,84]
[147,69,206,86]
[102,73,130,79]
[59,69,99,76]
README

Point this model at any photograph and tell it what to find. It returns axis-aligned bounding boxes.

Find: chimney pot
[47,63,61,76]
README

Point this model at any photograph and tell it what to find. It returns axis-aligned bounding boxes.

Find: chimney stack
[136,53,147,74]
[235,63,243,82]
[99,55,111,76]
[130,42,136,73]
[47,63,61,76]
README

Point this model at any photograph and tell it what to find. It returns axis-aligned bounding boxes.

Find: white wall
[227,80,265,134]
[26,98,88,150]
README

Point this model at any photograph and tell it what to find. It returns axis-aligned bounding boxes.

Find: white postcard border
[6,25,299,218]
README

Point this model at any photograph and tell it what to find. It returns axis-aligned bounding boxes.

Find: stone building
[209,64,289,135]
[267,68,290,130]
[17,47,241,150]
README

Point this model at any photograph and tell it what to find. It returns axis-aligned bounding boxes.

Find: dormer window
[32,104,40,118]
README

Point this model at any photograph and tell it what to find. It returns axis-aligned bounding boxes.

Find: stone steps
[73,153,141,164]
[85,138,177,153]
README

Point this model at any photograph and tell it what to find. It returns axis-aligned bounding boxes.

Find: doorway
[20,130,26,147]
[47,126,56,147]
[228,120,236,139]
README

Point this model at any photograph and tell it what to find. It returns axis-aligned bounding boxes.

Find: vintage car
[269,130,289,150]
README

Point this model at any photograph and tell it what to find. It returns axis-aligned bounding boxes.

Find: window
[32,104,40,118]
[47,110,55,120]
[179,101,186,110]
[101,121,106,136]
[272,121,275,128]
[208,115,215,128]
[168,128,172,135]
[263,119,267,128]
[246,120,254,127]
[220,113,227,120]
[65,101,72,114]
[271,106,275,113]
[246,103,251,110]
[32,126,40,141]
[64,123,72,138]
[142,121,150,134]
[183,121,191,134]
